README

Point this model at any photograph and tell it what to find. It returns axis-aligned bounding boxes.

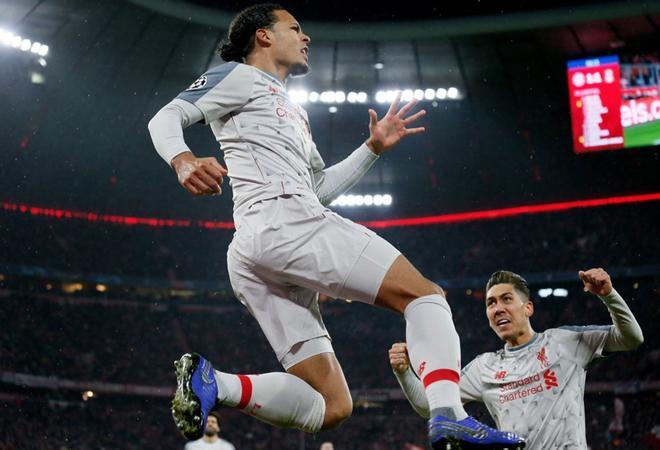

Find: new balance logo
[248,403,262,416]
[543,369,558,390]
[495,370,508,380]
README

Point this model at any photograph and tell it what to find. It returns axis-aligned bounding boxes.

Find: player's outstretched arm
[310,94,426,205]
[389,342,430,418]
[579,268,644,352]
[148,100,227,197]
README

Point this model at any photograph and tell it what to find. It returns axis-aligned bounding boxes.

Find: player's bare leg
[376,255,526,449]
[286,352,353,430]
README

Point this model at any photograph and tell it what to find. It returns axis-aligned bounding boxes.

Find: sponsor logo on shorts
[187,75,207,91]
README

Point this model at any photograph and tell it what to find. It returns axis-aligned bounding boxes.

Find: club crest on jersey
[418,361,427,376]
[186,75,207,91]
[537,346,549,369]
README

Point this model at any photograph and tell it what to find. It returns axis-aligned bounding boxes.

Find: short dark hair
[218,3,284,62]
[486,270,530,300]
[208,410,222,425]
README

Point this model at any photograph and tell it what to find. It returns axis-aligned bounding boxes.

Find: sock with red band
[214,370,325,432]
[404,294,468,421]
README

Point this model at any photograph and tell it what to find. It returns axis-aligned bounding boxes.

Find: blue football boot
[430,415,526,449]
[172,353,219,440]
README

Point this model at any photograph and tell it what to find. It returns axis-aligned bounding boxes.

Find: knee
[428,281,447,298]
[400,281,451,315]
[321,395,353,430]
[402,279,445,304]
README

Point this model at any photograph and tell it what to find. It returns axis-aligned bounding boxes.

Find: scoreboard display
[567,55,660,153]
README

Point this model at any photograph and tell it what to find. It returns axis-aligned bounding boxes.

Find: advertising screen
[567,55,660,153]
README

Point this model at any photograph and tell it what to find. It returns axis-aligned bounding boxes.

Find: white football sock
[214,370,326,433]
[404,294,468,421]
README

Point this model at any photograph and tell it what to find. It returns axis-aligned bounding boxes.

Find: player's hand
[365,92,426,155]
[171,151,228,196]
[389,342,411,374]
[579,268,613,296]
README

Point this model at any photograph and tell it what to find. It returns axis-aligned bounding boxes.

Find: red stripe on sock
[237,375,252,410]
[422,369,460,388]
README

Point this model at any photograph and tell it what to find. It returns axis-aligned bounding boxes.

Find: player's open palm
[579,268,613,296]
[389,342,411,374]
[367,92,426,154]
[172,152,228,197]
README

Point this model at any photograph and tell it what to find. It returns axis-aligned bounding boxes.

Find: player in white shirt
[148,4,525,448]
[390,268,644,449]
[184,411,235,450]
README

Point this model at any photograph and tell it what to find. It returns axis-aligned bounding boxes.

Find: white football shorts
[227,194,400,367]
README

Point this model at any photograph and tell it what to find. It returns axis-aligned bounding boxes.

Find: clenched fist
[579,268,613,297]
[389,342,410,374]
[171,151,228,196]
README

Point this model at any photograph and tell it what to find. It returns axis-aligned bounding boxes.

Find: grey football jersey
[176,62,332,213]
[461,327,611,449]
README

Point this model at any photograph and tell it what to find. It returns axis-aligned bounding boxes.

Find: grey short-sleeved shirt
[460,327,611,449]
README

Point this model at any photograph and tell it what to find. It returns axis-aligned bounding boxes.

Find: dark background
[0,1,659,449]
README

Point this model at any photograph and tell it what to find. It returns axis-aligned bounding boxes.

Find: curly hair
[218,3,284,62]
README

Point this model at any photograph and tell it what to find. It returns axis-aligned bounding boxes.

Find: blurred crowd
[2,203,658,284]
[1,280,658,449]
[1,388,657,449]
[1,203,659,449]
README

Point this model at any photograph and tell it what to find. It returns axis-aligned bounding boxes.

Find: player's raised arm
[310,94,426,206]
[579,268,644,352]
[365,93,426,155]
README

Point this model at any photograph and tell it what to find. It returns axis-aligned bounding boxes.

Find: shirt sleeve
[310,141,379,206]
[599,288,644,352]
[176,62,255,125]
[460,356,485,403]
[555,325,611,367]
[147,99,204,166]
[393,367,430,418]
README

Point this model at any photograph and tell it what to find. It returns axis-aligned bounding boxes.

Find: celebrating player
[390,268,643,449]
[148,3,525,448]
